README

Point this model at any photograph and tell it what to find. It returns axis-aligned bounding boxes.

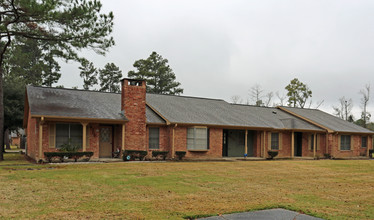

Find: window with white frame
[149,127,160,149]
[55,123,83,148]
[361,136,367,148]
[340,135,351,151]
[271,132,279,150]
[187,127,209,150]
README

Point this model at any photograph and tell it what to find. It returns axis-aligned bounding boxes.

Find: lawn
[0,153,373,219]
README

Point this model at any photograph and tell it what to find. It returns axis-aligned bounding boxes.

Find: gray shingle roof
[281,107,374,134]
[146,93,323,131]
[27,86,165,124]
[27,86,126,121]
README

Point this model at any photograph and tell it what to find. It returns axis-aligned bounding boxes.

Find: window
[362,136,367,148]
[187,127,208,150]
[340,135,351,151]
[271,132,279,150]
[56,123,83,148]
[149,127,160,149]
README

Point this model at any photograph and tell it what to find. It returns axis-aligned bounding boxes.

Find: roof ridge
[147,92,226,102]
[230,103,278,109]
[27,85,120,94]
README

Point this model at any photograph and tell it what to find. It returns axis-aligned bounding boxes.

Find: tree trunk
[5,128,10,150]
[0,67,4,160]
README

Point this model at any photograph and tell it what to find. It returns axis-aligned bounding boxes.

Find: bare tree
[250,84,263,106]
[275,91,287,106]
[230,95,243,104]
[333,97,353,121]
[264,92,274,107]
[360,84,371,127]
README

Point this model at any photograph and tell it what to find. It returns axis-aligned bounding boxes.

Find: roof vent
[272,110,277,114]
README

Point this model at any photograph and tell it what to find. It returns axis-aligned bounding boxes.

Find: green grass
[0,153,374,219]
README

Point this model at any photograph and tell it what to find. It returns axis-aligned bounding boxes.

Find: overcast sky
[59,0,374,120]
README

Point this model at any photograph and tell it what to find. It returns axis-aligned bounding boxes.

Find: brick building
[23,78,373,161]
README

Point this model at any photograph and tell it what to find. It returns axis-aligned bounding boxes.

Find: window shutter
[207,128,210,149]
[268,132,271,150]
[49,124,56,148]
[308,135,312,151]
[350,135,354,150]
[279,133,282,150]
[316,134,319,151]
[338,135,341,151]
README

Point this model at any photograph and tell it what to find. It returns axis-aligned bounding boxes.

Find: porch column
[291,131,294,158]
[81,123,88,152]
[313,133,317,158]
[122,124,126,151]
[244,130,248,156]
[38,117,44,159]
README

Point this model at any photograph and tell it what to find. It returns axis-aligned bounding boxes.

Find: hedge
[123,150,148,161]
[44,152,93,163]
[267,150,278,160]
[152,151,169,160]
[175,151,186,160]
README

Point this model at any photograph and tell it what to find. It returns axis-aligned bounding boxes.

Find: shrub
[267,150,278,160]
[58,140,82,152]
[123,150,148,161]
[369,149,374,159]
[175,151,186,160]
[152,151,169,160]
[324,153,331,159]
[44,152,93,163]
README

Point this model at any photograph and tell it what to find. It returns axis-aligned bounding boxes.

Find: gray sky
[59,0,374,120]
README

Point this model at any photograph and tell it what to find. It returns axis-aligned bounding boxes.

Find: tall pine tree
[79,59,98,90]
[99,63,122,93]
[128,51,183,95]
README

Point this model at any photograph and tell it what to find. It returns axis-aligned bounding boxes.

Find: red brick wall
[26,112,37,160]
[146,126,171,158]
[330,134,371,158]
[171,126,223,158]
[87,123,100,158]
[122,79,146,150]
[11,137,20,146]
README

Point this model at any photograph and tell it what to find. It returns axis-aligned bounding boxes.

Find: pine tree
[99,63,122,93]
[128,51,183,95]
[79,59,98,90]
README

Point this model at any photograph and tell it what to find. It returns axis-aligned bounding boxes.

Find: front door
[295,132,302,157]
[99,126,113,158]
[247,131,254,157]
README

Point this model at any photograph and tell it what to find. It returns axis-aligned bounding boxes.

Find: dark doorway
[223,129,254,157]
[222,130,229,157]
[295,132,302,157]
[247,131,255,157]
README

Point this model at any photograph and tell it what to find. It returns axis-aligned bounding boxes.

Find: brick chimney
[121,78,146,150]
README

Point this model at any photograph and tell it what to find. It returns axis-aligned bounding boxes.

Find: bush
[324,153,331,159]
[267,150,278,160]
[58,140,81,152]
[123,150,148,161]
[369,149,374,159]
[152,151,169,160]
[44,152,93,163]
[175,151,186,160]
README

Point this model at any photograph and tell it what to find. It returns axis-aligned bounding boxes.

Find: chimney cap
[121,78,146,82]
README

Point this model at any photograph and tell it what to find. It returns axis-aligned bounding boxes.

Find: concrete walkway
[199,208,323,220]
